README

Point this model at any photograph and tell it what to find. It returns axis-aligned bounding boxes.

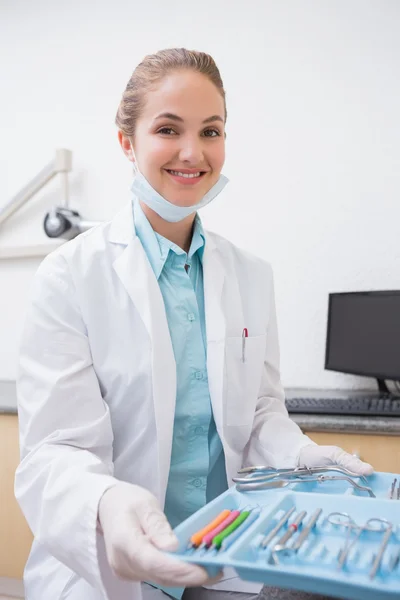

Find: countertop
[1,381,400,434]
[286,388,400,435]
[290,413,400,435]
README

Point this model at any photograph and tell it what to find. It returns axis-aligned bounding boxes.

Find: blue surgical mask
[130,143,229,223]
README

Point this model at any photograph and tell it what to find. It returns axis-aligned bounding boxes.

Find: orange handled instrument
[189,509,231,548]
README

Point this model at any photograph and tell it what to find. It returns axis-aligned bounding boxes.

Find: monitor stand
[377,378,391,395]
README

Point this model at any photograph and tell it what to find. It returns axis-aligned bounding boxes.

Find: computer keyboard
[285,395,400,417]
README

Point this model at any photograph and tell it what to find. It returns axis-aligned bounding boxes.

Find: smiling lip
[164,168,208,186]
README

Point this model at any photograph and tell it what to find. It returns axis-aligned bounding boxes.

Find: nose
[178,134,204,165]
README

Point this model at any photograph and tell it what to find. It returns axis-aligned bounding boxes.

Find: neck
[140,201,196,253]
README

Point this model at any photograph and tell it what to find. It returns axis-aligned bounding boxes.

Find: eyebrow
[154,112,224,124]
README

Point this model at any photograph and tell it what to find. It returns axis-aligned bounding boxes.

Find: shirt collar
[188,214,206,262]
[132,199,205,280]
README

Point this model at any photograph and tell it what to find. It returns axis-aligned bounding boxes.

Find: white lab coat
[15,201,312,600]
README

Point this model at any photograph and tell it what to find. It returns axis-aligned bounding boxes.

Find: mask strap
[129,140,139,176]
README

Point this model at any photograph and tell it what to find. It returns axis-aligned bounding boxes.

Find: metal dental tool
[238,466,293,475]
[232,466,367,483]
[369,520,393,580]
[389,477,400,500]
[326,512,357,570]
[290,508,323,552]
[327,513,393,575]
[237,480,294,493]
[237,475,375,497]
[390,478,397,499]
[303,475,375,497]
[389,548,400,572]
[260,506,296,549]
[236,465,367,482]
[271,511,307,564]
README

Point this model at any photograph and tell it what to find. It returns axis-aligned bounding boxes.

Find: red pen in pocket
[242,327,248,362]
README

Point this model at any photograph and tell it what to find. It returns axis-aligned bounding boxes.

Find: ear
[118,131,135,163]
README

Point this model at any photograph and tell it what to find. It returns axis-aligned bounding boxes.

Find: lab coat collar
[108,201,135,245]
[110,203,176,500]
[132,199,206,280]
[132,199,168,280]
[108,201,217,253]
[108,201,226,498]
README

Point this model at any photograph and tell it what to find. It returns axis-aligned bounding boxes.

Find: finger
[345,457,374,475]
[105,512,147,579]
[129,540,217,587]
[185,572,224,588]
[298,444,333,468]
[136,504,179,551]
[335,449,374,475]
[355,460,374,475]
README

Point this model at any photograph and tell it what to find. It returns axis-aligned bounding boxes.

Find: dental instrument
[260,506,296,549]
[188,509,231,548]
[236,465,367,481]
[236,475,375,497]
[210,511,251,550]
[271,511,307,564]
[369,521,393,580]
[201,510,241,548]
[220,508,261,552]
[291,508,323,552]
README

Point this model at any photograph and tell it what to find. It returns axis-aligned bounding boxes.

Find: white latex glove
[98,482,220,587]
[298,444,374,476]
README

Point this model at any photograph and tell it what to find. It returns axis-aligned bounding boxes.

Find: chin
[164,189,205,207]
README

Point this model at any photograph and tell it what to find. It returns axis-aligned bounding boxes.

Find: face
[121,70,226,206]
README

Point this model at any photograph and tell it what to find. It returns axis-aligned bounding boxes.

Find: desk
[293,421,400,472]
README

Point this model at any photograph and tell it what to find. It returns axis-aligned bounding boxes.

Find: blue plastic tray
[173,471,400,599]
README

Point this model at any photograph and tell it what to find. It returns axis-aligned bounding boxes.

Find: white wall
[1,0,399,389]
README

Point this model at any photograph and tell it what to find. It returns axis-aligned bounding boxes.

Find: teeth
[168,170,201,178]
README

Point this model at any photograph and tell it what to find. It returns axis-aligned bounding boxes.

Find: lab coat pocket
[224,334,266,426]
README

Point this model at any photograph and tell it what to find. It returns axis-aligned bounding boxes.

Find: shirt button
[193,478,202,488]
[194,426,204,435]
[195,371,203,380]
[187,313,195,321]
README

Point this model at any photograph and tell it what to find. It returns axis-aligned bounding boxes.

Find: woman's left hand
[298,444,374,475]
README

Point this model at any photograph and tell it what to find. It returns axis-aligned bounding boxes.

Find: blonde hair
[115,48,227,137]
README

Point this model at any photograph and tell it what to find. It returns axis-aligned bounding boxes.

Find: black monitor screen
[325,291,400,380]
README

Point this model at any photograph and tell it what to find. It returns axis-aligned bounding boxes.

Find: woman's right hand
[98,482,219,587]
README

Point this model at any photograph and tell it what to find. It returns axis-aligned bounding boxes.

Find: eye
[202,128,221,137]
[157,127,178,135]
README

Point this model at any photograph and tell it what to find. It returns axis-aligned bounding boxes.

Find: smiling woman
[15,47,372,600]
[116,49,227,234]
[133,71,226,197]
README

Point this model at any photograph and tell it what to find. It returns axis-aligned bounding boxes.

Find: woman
[15,48,372,600]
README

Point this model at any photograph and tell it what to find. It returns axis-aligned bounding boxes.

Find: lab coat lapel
[110,203,176,501]
[203,234,226,433]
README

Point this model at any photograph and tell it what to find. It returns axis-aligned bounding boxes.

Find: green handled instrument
[211,511,251,550]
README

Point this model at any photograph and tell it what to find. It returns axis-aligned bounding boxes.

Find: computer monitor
[325,291,400,394]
